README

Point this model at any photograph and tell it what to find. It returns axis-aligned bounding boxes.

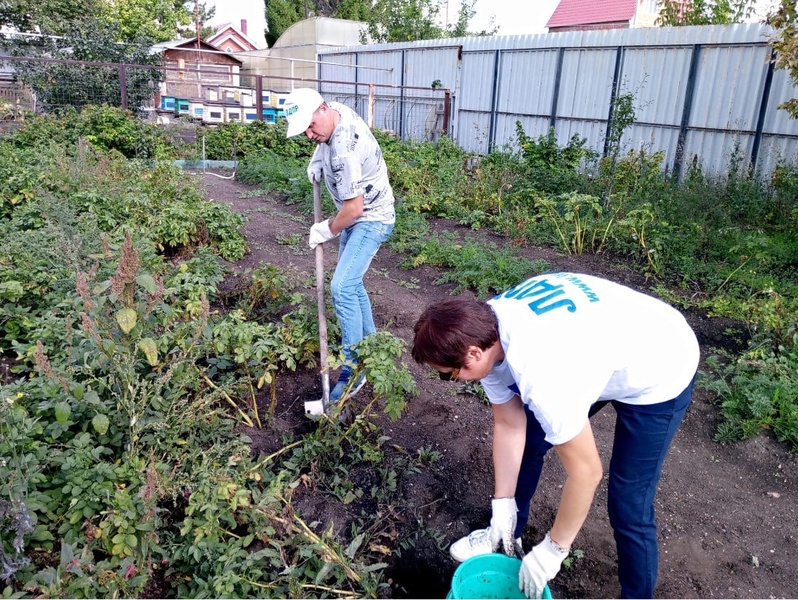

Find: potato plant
[1,111,421,597]
[2,101,798,598]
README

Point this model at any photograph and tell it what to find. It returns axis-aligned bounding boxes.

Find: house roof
[150,38,243,63]
[207,22,261,51]
[546,0,638,28]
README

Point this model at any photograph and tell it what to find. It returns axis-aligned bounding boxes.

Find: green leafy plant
[562,548,585,570]
[537,192,606,256]
[515,123,596,195]
[404,232,549,297]
[356,331,418,420]
[201,120,314,160]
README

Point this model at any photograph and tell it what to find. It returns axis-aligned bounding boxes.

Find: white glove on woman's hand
[488,497,518,556]
[519,532,569,599]
[309,220,337,249]
[307,164,322,183]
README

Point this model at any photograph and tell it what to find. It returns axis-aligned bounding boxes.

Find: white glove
[309,220,338,249]
[489,497,518,556]
[307,164,322,183]
[519,532,569,599]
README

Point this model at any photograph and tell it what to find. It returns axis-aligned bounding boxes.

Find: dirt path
[199,171,798,599]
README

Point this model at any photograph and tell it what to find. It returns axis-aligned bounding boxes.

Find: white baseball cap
[283,88,325,138]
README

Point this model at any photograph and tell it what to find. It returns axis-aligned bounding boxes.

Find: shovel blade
[304,399,325,417]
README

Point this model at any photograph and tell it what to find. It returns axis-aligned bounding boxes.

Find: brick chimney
[240,19,248,35]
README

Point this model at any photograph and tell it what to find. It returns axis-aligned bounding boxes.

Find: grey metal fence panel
[692,44,769,132]
[625,123,682,168]
[757,65,798,174]
[403,47,461,89]
[559,119,611,155]
[764,69,798,137]
[497,49,560,117]
[349,51,401,132]
[619,46,693,126]
[320,48,451,139]
[497,115,550,150]
[684,129,755,174]
[758,136,798,176]
[318,53,357,93]
[615,46,693,166]
[457,51,495,111]
[353,51,402,89]
[461,112,493,154]
[558,48,617,121]
[456,50,496,149]
[319,23,798,177]
[402,47,460,140]
[758,67,798,174]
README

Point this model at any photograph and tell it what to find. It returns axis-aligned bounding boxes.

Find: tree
[447,0,497,37]
[177,1,217,42]
[265,0,306,46]
[98,0,194,42]
[264,0,492,46]
[1,0,199,42]
[363,0,445,43]
[657,0,754,26]
[0,0,103,35]
[10,20,163,111]
[770,0,798,118]
[332,0,374,22]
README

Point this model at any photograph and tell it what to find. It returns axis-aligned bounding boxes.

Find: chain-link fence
[0,55,451,144]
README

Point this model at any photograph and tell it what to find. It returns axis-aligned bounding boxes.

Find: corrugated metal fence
[319,23,798,179]
[315,45,461,141]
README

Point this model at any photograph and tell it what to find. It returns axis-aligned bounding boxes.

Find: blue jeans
[331,220,394,366]
[513,378,695,599]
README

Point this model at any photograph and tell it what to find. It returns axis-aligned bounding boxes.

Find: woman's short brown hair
[412,298,499,367]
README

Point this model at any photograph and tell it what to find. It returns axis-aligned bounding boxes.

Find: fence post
[603,46,624,157]
[443,90,451,136]
[368,84,375,128]
[549,47,565,131]
[750,46,776,175]
[488,49,501,152]
[673,44,702,180]
[399,49,406,139]
[256,74,264,121]
[118,65,128,110]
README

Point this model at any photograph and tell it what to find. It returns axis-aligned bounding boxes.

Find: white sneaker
[448,527,523,562]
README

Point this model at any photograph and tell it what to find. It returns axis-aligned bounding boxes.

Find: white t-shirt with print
[481,273,700,445]
[309,102,395,224]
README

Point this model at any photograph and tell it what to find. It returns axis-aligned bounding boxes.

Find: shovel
[304,178,331,417]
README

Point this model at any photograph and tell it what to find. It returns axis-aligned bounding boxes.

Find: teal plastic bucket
[448,554,553,599]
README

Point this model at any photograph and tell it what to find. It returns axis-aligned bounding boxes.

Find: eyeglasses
[438,367,460,382]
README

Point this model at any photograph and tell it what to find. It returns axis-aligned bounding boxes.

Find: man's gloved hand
[488,497,518,556]
[519,532,569,599]
[309,220,338,249]
[307,164,322,183]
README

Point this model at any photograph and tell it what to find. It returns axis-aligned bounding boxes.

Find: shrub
[199,120,314,160]
[7,106,174,159]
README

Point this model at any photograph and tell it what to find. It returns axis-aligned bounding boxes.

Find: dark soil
[199,171,797,599]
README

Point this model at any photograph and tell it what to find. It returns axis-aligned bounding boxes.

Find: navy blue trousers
[513,378,694,599]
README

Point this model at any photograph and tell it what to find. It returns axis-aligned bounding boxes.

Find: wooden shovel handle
[313,179,331,405]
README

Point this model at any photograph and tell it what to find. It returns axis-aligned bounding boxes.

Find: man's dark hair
[412,298,499,367]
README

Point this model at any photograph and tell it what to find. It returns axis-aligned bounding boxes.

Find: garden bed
[200,172,798,599]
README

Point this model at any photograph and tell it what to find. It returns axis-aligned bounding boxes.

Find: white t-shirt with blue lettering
[481,273,700,445]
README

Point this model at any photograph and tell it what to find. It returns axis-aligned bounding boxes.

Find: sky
[205,0,268,48]
[204,0,781,49]
[464,0,779,36]
[464,0,560,35]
